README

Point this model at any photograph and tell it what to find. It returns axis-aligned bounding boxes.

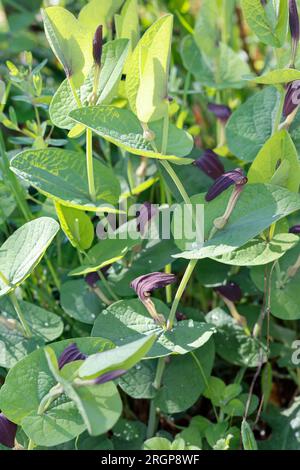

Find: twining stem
[9,291,32,338]
[146,357,166,439]
[86,128,97,203]
[97,269,119,302]
[167,259,198,329]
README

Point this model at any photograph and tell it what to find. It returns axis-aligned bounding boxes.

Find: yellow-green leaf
[55,202,94,251]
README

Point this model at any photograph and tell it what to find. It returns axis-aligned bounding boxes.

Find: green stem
[86,128,97,203]
[9,291,32,338]
[161,111,169,155]
[273,87,285,133]
[191,351,219,422]
[98,269,119,302]
[165,264,172,304]
[27,439,35,451]
[160,160,191,207]
[146,357,166,438]
[45,256,60,290]
[68,77,82,108]
[167,259,198,329]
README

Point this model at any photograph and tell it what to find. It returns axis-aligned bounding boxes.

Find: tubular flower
[93,369,127,385]
[136,202,158,234]
[283,80,300,118]
[58,343,87,370]
[131,272,176,324]
[289,225,300,234]
[85,271,100,287]
[93,25,103,66]
[0,413,17,449]
[205,168,247,202]
[193,149,224,180]
[289,0,300,66]
[207,103,231,123]
[214,282,242,302]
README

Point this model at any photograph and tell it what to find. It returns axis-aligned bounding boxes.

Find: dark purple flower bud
[131,272,176,302]
[214,282,242,302]
[205,168,248,202]
[283,80,300,118]
[0,413,17,449]
[193,149,224,180]
[85,271,100,287]
[260,0,267,6]
[131,272,176,323]
[289,0,300,64]
[176,311,187,322]
[93,25,103,66]
[136,202,158,234]
[58,343,87,370]
[93,369,127,385]
[289,224,300,234]
[207,103,232,123]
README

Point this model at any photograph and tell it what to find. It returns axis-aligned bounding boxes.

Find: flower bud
[0,413,17,449]
[289,224,300,234]
[58,343,87,370]
[93,25,103,66]
[193,149,224,180]
[207,103,231,123]
[214,282,242,302]
[289,0,300,66]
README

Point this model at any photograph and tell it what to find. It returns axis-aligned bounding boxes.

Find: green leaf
[92,299,215,358]
[260,399,300,450]
[78,0,124,38]
[173,184,300,260]
[115,0,140,74]
[69,237,140,276]
[0,324,43,369]
[153,340,215,413]
[181,36,250,90]
[126,15,173,123]
[69,106,193,164]
[50,39,130,130]
[248,130,300,192]
[55,202,94,251]
[252,68,300,85]
[241,420,258,450]
[241,0,288,47]
[42,7,93,88]
[214,233,299,266]
[79,335,156,379]
[226,87,281,161]
[0,296,63,343]
[194,0,220,57]
[206,308,266,367]
[0,337,113,423]
[0,217,59,297]
[60,279,104,324]
[251,241,300,320]
[10,148,121,212]
[0,181,16,224]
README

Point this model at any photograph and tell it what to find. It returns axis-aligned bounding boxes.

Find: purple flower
[207,103,231,123]
[136,202,158,234]
[58,343,87,370]
[205,168,248,202]
[260,0,267,6]
[289,0,300,66]
[131,272,176,323]
[93,25,103,66]
[0,413,17,449]
[214,282,242,302]
[289,225,300,234]
[193,149,224,180]
[85,271,100,287]
[93,369,127,385]
[283,80,300,118]
[131,272,176,302]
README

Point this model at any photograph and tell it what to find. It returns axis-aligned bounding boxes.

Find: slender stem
[9,291,32,338]
[165,264,172,304]
[273,88,285,132]
[160,160,191,207]
[45,257,60,290]
[86,128,97,203]
[191,351,219,422]
[146,357,166,439]
[97,269,119,302]
[161,111,169,155]
[27,439,35,451]
[167,259,197,329]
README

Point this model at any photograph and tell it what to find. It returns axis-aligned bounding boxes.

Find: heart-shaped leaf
[92,299,215,358]
[0,217,59,297]
[173,184,300,260]
[70,106,194,164]
[10,148,121,212]
[55,203,94,251]
[248,130,300,192]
